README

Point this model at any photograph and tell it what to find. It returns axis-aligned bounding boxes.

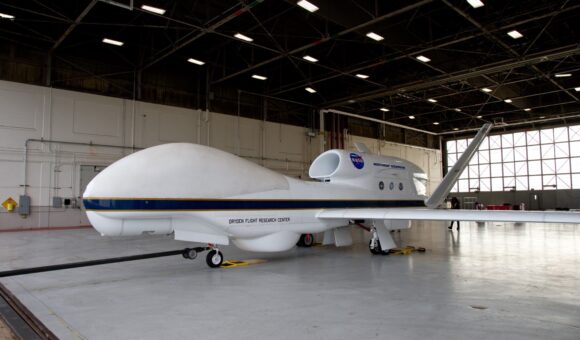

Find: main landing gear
[368,227,388,255]
[182,245,224,268]
[296,233,314,247]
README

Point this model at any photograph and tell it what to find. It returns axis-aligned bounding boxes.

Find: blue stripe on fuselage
[83,199,426,211]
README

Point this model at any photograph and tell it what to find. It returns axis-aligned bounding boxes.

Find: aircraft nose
[83,172,124,236]
[85,210,124,236]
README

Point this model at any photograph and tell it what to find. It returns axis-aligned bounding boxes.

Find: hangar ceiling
[0,0,579,139]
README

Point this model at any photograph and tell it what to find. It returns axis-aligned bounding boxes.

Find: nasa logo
[350,153,364,169]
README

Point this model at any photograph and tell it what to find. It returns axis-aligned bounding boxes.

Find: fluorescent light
[234,33,253,42]
[504,99,513,103]
[507,30,523,39]
[305,87,316,93]
[467,0,484,8]
[433,122,439,125]
[575,87,580,92]
[252,74,267,80]
[455,108,461,112]
[141,5,166,15]
[481,87,492,93]
[453,128,459,131]
[303,55,318,63]
[102,38,124,46]
[356,74,369,79]
[366,32,384,41]
[416,55,431,63]
[187,58,205,66]
[0,13,15,19]
[409,116,415,119]
[555,73,572,78]
[524,108,531,112]
[428,98,437,103]
[476,115,482,119]
[297,0,319,12]
[380,108,390,112]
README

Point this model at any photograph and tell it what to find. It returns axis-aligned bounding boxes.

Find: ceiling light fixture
[554,73,572,78]
[297,0,319,12]
[476,115,482,119]
[455,108,461,112]
[504,99,513,103]
[187,58,205,66]
[524,108,531,112]
[102,38,124,46]
[481,87,492,93]
[507,30,523,39]
[408,116,415,119]
[433,122,439,125]
[141,5,166,15]
[366,32,384,41]
[303,55,318,63]
[453,128,459,131]
[0,13,15,19]
[305,87,316,93]
[416,55,431,63]
[575,87,580,92]
[234,33,253,42]
[356,74,369,79]
[539,116,546,119]
[380,108,390,112]
[251,74,267,80]
[467,0,484,9]
[428,98,437,103]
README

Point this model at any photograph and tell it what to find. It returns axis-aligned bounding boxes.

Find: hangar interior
[0,0,579,339]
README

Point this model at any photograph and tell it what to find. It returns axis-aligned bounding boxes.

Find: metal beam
[142,0,263,70]
[50,0,99,53]
[268,2,580,96]
[320,109,438,136]
[212,0,433,84]
[323,44,580,107]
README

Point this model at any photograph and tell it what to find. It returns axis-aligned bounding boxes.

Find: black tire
[302,234,314,247]
[297,234,314,247]
[183,248,197,260]
[296,236,304,247]
[206,250,223,268]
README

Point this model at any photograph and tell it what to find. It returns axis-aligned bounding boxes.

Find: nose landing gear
[182,245,224,268]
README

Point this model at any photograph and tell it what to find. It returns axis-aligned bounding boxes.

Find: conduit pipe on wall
[319,109,438,137]
[22,139,141,196]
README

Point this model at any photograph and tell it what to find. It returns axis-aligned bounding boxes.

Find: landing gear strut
[369,228,388,255]
[182,246,223,268]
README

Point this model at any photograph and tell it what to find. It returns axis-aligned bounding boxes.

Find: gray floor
[0,221,579,340]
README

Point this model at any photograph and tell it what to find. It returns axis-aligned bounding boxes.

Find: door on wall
[529,190,542,210]
[79,165,106,207]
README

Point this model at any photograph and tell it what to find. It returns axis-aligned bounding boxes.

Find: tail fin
[425,123,493,208]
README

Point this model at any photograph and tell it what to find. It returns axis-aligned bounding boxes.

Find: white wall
[0,80,441,229]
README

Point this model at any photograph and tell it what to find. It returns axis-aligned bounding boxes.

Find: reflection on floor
[0,221,579,340]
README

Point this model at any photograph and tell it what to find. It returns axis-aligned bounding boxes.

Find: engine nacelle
[309,150,370,180]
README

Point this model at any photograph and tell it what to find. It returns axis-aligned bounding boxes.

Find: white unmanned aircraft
[83,123,580,267]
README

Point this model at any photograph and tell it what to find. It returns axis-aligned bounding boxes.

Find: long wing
[317,208,580,224]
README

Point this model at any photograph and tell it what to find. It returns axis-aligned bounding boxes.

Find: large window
[447,125,580,192]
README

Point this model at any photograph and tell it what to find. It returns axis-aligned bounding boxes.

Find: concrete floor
[0,221,579,340]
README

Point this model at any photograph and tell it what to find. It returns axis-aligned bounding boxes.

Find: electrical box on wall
[52,197,63,208]
[18,195,30,216]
